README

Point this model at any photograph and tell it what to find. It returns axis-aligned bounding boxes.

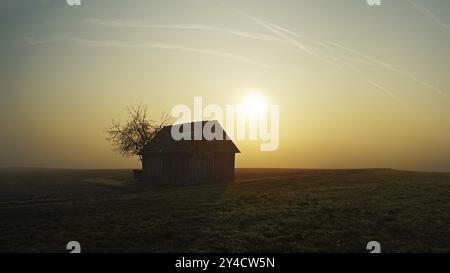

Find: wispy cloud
[85,17,361,79]
[74,38,279,69]
[17,36,289,72]
[16,36,65,47]
[409,1,450,33]
[21,13,445,98]
[84,18,285,44]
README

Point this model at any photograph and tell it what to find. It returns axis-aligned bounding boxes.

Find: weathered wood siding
[141,152,235,184]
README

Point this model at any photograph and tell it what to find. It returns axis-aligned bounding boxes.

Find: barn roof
[139,120,240,155]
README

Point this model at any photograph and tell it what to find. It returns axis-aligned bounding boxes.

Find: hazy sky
[1,0,450,171]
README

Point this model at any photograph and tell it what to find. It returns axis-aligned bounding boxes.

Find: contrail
[329,41,446,96]
[16,36,65,47]
[71,38,302,72]
[241,13,375,78]
[409,1,450,33]
[328,53,396,97]
[239,14,395,96]
[367,80,396,98]
[84,18,285,44]
[19,36,288,71]
[241,13,328,63]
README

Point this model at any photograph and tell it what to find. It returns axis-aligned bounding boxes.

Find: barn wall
[142,152,235,184]
[212,153,235,181]
[161,155,190,184]
[141,155,163,183]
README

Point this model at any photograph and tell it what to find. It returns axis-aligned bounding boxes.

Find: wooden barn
[137,121,240,185]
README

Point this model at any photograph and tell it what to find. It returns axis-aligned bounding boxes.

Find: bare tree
[107,104,171,161]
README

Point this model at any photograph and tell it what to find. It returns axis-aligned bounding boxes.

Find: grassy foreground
[0,168,449,252]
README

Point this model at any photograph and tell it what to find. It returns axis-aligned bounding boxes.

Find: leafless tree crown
[107,104,171,160]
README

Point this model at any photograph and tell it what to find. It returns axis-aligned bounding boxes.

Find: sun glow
[241,92,268,118]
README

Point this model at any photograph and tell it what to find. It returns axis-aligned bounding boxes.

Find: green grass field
[0,168,449,252]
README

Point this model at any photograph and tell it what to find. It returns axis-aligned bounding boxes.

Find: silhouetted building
[137,121,240,184]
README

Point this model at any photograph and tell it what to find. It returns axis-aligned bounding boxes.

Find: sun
[241,92,268,118]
